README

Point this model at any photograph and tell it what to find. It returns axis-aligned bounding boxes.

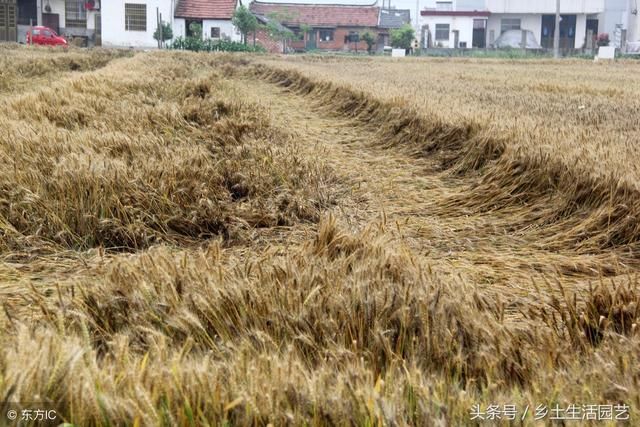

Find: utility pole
[554,0,561,58]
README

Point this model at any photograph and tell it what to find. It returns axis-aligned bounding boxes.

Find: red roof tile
[250,2,380,28]
[175,0,238,20]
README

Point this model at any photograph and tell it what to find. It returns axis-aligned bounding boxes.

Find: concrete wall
[630,9,640,42]
[488,13,590,48]
[47,0,98,31]
[599,0,628,37]
[420,0,486,10]
[101,0,174,47]
[487,13,542,45]
[486,0,604,14]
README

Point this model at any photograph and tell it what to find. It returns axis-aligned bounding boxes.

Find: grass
[1,45,639,425]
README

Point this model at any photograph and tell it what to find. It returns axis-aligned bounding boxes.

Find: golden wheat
[1,46,639,426]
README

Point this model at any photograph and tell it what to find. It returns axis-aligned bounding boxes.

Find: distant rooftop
[379,8,411,28]
[250,2,380,27]
[175,0,238,20]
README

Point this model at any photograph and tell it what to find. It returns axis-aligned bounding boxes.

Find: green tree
[361,31,376,54]
[390,24,415,50]
[299,24,312,42]
[153,21,173,47]
[232,5,259,45]
[265,12,296,53]
[188,21,202,40]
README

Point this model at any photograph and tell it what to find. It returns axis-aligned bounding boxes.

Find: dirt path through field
[228,75,631,310]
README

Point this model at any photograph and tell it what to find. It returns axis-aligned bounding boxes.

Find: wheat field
[0,46,639,426]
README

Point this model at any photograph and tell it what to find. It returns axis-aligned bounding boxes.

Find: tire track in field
[226,75,631,311]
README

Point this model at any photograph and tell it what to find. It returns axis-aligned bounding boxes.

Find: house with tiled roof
[98,0,241,48]
[249,1,380,52]
[174,0,241,42]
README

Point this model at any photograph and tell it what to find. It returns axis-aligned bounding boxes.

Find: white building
[598,0,640,47]
[418,0,607,50]
[486,0,605,49]
[102,0,241,47]
[420,8,490,48]
[15,0,100,44]
[172,0,240,41]
[101,0,175,47]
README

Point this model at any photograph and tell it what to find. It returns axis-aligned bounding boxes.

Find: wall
[250,27,283,53]
[421,0,486,10]
[101,0,174,47]
[488,13,591,48]
[575,13,587,47]
[486,0,604,14]
[47,0,98,32]
[598,0,628,36]
[312,27,376,51]
[419,15,477,47]
[487,13,542,45]
[630,9,640,42]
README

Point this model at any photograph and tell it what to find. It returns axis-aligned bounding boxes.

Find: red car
[25,26,68,46]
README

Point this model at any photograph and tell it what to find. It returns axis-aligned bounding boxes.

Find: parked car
[25,26,68,46]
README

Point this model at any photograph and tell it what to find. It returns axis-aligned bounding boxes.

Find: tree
[361,31,376,54]
[390,24,415,50]
[232,5,258,45]
[299,24,312,42]
[188,21,202,40]
[153,21,173,47]
[265,12,296,53]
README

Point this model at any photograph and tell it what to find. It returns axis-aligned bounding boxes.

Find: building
[598,0,640,48]
[418,0,606,50]
[173,0,240,41]
[485,0,605,50]
[250,12,287,52]
[0,0,17,42]
[419,2,490,48]
[15,0,100,45]
[378,8,411,48]
[249,1,380,51]
[102,0,241,48]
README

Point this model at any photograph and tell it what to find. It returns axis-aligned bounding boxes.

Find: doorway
[305,28,316,50]
[541,14,577,51]
[186,19,203,39]
[0,0,17,42]
[586,18,598,47]
[472,19,486,48]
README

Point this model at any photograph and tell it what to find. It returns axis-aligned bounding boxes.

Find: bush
[153,21,173,46]
[171,37,266,53]
[597,33,610,47]
[390,24,414,50]
[361,32,376,54]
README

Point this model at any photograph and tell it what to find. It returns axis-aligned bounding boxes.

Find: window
[17,0,37,26]
[125,3,147,32]
[319,29,334,42]
[211,27,220,38]
[436,1,453,11]
[65,0,87,28]
[435,24,450,40]
[500,18,521,34]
